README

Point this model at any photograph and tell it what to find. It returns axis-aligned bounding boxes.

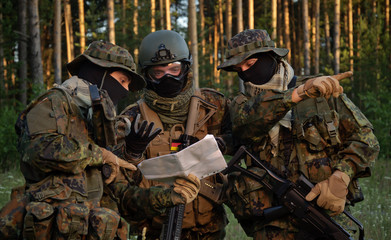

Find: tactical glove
[101,147,137,184]
[296,71,352,99]
[305,170,350,216]
[171,174,201,205]
[215,137,227,154]
[125,114,162,155]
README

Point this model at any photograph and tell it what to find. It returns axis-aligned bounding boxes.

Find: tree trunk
[54,0,62,85]
[200,0,206,82]
[277,0,283,47]
[64,0,74,63]
[107,0,115,44]
[386,0,390,33]
[188,0,198,88]
[29,0,44,89]
[151,0,156,32]
[324,0,331,66]
[248,0,254,29]
[165,0,171,30]
[218,0,224,63]
[78,0,86,52]
[159,0,164,29]
[290,0,297,72]
[314,0,320,74]
[0,7,5,104]
[214,15,220,85]
[236,0,244,92]
[18,0,28,105]
[348,0,353,73]
[303,0,310,75]
[226,0,233,93]
[271,0,277,40]
[133,0,139,63]
[283,0,291,62]
[333,0,340,74]
[122,0,127,47]
[236,0,243,33]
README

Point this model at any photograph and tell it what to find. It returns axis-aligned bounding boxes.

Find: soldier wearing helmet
[1,41,201,239]
[116,30,232,239]
[219,29,379,239]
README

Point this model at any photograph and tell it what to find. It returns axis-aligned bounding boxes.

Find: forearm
[231,88,297,138]
[26,133,103,174]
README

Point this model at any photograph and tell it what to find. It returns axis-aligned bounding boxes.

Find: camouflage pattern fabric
[110,86,232,240]
[217,29,289,71]
[5,76,128,239]
[227,86,380,239]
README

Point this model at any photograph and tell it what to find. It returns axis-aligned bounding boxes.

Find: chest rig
[136,91,228,231]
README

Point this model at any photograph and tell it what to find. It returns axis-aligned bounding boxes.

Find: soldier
[218,29,380,239]
[0,41,201,239]
[116,30,232,240]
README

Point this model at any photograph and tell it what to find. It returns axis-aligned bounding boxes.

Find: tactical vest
[134,90,227,236]
[13,83,127,239]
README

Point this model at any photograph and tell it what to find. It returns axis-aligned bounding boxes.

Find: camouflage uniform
[117,81,232,240]
[219,30,380,239]
[0,41,175,239]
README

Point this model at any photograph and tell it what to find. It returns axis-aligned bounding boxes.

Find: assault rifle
[161,94,217,240]
[222,146,364,240]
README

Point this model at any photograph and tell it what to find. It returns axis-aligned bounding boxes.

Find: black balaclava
[238,53,278,85]
[146,63,190,98]
[78,61,128,105]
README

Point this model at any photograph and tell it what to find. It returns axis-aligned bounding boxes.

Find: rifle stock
[162,94,217,240]
[222,146,364,240]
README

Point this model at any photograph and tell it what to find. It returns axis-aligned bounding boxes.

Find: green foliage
[0,106,20,172]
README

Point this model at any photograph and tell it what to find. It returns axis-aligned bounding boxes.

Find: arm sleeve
[108,173,174,220]
[231,88,297,143]
[23,91,103,175]
[333,95,380,178]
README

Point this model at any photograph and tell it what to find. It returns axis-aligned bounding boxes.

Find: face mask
[101,74,129,105]
[149,74,186,98]
[238,54,277,85]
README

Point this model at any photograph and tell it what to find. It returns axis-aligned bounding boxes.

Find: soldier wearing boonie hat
[1,41,172,239]
[220,30,379,239]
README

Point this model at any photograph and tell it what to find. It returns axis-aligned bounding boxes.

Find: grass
[1,159,389,240]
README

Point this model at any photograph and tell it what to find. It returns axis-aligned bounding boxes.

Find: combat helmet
[217,29,289,71]
[138,30,192,69]
[67,41,146,91]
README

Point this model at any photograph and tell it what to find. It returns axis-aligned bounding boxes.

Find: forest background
[0,0,390,239]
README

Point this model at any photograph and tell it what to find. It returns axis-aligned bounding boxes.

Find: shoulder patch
[340,94,373,128]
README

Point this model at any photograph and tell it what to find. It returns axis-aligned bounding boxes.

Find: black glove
[215,137,226,154]
[125,114,162,155]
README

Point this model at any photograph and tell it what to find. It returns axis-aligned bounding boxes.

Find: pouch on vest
[55,203,89,238]
[90,85,117,148]
[23,201,55,240]
[88,207,121,240]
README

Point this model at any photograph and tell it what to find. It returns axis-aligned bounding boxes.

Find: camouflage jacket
[110,87,232,239]
[227,87,380,235]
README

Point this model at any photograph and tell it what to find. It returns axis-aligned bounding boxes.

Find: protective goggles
[146,61,184,83]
